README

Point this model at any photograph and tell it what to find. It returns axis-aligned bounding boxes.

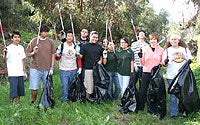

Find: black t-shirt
[80,43,104,69]
[79,38,89,47]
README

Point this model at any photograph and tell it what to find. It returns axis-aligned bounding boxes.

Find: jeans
[118,73,130,96]
[60,69,77,102]
[107,72,120,100]
[167,79,178,116]
[29,68,48,90]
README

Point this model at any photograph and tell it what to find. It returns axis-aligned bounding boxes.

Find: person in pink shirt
[137,33,164,112]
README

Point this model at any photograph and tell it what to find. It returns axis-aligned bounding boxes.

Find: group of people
[3,24,193,119]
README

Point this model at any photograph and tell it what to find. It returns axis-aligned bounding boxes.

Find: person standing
[117,37,134,96]
[103,42,120,100]
[26,24,56,104]
[101,37,109,50]
[79,28,89,47]
[3,30,26,104]
[78,31,104,101]
[162,34,192,117]
[55,30,82,102]
[138,33,164,112]
[131,31,148,90]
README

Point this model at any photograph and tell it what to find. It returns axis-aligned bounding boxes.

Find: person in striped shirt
[131,31,148,91]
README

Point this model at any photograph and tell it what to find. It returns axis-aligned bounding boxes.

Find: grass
[0,62,200,125]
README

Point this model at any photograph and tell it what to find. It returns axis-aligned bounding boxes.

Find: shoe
[171,115,178,118]
[86,98,95,103]
[30,101,35,106]
[182,111,187,117]
[61,100,68,103]
[31,101,35,104]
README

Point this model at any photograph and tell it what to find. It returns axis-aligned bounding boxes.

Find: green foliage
[0,0,169,43]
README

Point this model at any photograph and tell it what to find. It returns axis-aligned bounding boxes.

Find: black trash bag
[147,65,166,119]
[39,74,55,111]
[92,62,109,104]
[168,60,200,115]
[68,73,86,102]
[119,79,138,114]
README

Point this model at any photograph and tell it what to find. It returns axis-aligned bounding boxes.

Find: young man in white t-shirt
[3,30,26,104]
[55,30,82,102]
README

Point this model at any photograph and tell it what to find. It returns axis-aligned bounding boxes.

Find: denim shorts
[9,76,25,98]
[29,68,48,90]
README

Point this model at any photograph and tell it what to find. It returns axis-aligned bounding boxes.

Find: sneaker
[171,115,178,118]
[30,101,35,105]
[86,97,95,103]
[182,111,187,117]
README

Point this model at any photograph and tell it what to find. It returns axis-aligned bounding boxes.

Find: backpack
[55,42,78,60]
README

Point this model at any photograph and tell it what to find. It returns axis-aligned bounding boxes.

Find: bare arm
[102,58,107,65]
[98,56,102,64]
[51,54,55,68]
[131,60,134,73]
[2,55,7,63]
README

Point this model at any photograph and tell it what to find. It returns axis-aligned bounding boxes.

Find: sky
[149,0,197,22]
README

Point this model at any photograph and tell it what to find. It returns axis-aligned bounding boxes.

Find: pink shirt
[140,45,164,73]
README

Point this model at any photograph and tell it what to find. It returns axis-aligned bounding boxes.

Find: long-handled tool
[107,20,115,53]
[0,19,6,47]
[106,20,109,41]
[36,16,42,46]
[0,19,7,55]
[55,2,64,31]
[130,16,138,41]
[69,13,76,43]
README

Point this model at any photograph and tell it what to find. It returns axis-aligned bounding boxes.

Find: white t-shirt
[57,43,77,71]
[162,46,192,79]
[6,44,26,76]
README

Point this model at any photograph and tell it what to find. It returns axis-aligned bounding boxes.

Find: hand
[49,67,54,75]
[61,38,66,43]
[138,52,142,58]
[33,46,38,54]
[138,48,142,58]
[3,47,7,56]
[77,68,82,74]
[103,50,107,58]
[164,58,169,65]
[23,71,28,80]
[60,30,66,42]
[130,72,134,78]
[188,59,192,64]
[55,55,61,60]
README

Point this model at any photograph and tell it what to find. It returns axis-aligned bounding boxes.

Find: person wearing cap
[138,33,164,112]
[162,34,192,118]
[26,24,56,104]
[117,37,134,96]
[131,31,149,91]
[78,31,104,102]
